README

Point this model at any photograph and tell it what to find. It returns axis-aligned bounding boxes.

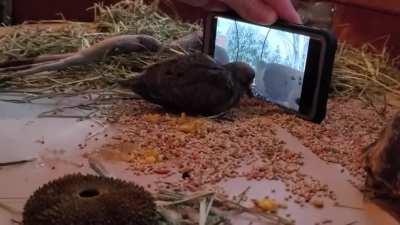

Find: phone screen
[213,16,311,111]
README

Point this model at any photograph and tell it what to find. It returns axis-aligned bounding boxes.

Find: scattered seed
[311,198,324,208]
[89,97,395,206]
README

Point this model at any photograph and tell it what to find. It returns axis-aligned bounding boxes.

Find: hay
[93,0,199,41]
[0,0,200,98]
[0,22,94,61]
[0,0,399,107]
[333,41,400,104]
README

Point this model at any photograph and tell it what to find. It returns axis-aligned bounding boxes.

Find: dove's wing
[135,53,238,115]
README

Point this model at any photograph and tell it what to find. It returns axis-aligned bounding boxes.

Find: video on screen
[214,17,310,111]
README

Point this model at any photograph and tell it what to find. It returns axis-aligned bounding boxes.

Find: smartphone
[203,12,337,123]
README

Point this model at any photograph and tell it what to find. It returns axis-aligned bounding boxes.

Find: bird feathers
[129,53,253,116]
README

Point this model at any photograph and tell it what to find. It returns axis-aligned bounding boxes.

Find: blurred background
[1,0,400,61]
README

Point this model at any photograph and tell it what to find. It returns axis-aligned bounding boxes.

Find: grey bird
[125,52,255,116]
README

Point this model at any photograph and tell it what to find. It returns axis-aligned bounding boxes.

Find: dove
[124,52,255,116]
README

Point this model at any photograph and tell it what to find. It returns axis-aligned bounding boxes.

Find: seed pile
[91,98,342,204]
[90,96,397,204]
[271,98,396,186]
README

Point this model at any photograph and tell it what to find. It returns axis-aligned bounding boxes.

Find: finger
[263,0,302,24]
[220,0,278,25]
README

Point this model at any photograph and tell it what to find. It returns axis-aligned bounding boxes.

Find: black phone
[203,12,337,123]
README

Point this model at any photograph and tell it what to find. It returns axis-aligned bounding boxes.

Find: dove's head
[223,62,255,97]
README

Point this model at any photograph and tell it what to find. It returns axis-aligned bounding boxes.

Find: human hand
[176,0,302,24]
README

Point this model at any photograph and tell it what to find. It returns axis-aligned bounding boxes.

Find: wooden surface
[330,0,400,15]
[333,4,400,58]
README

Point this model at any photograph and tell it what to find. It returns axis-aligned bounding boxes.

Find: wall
[334,3,400,57]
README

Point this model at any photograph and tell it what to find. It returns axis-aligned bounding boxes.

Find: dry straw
[0,0,199,97]
[0,0,399,106]
[333,40,400,105]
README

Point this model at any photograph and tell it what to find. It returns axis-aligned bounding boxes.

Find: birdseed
[89,96,395,204]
